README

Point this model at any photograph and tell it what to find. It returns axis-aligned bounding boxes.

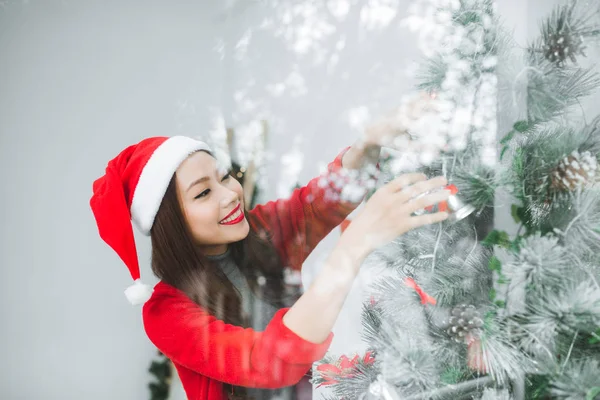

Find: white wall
[0,1,227,399]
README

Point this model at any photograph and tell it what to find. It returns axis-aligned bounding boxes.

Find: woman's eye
[221,170,232,182]
[195,189,210,199]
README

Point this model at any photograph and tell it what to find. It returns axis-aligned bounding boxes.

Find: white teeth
[220,208,242,224]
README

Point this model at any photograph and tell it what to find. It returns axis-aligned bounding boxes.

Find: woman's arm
[142,242,367,387]
[249,94,433,270]
[282,238,367,343]
[249,145,378,271]
[283,173,451,343]
[143,286,333,389]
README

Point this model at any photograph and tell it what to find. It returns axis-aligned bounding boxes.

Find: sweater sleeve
[249,146,375,271]
[143,289,333,388]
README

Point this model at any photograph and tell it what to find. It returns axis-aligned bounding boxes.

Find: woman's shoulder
[151,280,180,294]
[142,281,201,319]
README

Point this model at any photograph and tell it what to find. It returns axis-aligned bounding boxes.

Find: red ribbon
[404,277,436,305]
[316,352,375,387]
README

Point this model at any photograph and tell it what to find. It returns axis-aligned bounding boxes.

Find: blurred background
[1,0,598,399]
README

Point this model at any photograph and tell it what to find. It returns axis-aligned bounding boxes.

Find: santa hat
[90,136,211,305]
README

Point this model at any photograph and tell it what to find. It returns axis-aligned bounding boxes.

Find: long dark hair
[150,160,287,398]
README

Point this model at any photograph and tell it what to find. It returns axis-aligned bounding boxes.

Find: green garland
[148,351,172,400]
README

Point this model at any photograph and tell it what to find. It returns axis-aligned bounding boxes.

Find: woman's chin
[240,218,250,236]
[214,216,250,243]
[228,218,250,240]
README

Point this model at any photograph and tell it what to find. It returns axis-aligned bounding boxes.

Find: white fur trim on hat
[130,136,210,235]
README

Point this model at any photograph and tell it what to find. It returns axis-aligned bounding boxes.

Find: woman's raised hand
[282,175,449,344]
[338,173,450,263]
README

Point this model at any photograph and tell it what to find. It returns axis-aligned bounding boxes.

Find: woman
[90,131,450,399]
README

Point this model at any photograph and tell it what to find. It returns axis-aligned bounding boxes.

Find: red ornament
[369,295,378,306]
[404,277,436,305]
[316,352,376,387]
[425,184,459,213]
[466,334,487,374]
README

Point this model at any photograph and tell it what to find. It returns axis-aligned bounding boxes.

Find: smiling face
[174,151,249,255]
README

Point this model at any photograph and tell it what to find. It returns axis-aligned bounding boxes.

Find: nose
[221,186,239,208]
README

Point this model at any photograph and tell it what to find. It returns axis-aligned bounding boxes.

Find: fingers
[404,187,451,213]
[384,173,428,193]
[409,211,449,229]
[396,176,448,202]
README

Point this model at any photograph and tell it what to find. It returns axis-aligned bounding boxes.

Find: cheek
[185,203,220,233]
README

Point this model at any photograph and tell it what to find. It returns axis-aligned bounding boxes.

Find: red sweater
[142,148,359,400]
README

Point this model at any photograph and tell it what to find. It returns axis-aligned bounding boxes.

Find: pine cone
[446,304,484,343]
[550,150,598,192]
[543,31,586,65]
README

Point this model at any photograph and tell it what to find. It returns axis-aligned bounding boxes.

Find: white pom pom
[124,279,154,305]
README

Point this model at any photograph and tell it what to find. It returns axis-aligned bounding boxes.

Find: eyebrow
[186,167,231,192]
[186,176,210,192]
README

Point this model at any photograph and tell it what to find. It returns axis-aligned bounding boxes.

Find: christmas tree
[313,0,600,399]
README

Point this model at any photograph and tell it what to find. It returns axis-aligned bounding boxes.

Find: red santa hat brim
[130,136,210,235]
